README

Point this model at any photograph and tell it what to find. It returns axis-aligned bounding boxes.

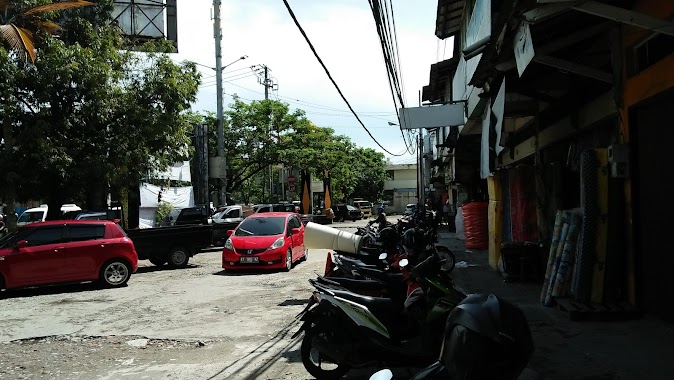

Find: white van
[17,204,82,226]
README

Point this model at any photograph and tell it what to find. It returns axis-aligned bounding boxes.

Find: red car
[222,212,307,271]
[0,220,138,291]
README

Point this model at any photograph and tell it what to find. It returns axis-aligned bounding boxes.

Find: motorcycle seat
[317,276,384,291]
[330,289,402,321]
[338,255,377,268]
[358,267,404,284]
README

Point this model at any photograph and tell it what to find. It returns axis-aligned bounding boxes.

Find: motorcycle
[368,294,535,380]
[292,253,465,380]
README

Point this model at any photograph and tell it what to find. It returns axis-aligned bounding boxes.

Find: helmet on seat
[441,294,534,380]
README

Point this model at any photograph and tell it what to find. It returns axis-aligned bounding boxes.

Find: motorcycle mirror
[369,369,393,380]
[398,258,409,268]
[379,253,388,260]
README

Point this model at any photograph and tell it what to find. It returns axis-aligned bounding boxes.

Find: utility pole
[213,0,226,207]
[253,64,277,203]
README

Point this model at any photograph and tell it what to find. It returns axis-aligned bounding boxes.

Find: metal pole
[265,66,273,203]
[214,0,226,206]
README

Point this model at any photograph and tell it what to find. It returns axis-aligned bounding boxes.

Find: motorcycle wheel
[301,324,351,380]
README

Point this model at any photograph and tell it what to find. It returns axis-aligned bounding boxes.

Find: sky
[170,0,454,164]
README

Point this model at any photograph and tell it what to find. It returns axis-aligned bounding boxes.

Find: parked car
[125,224,213,268]
[404,203,417,216]
[333,204,363,222]
[353,200,372,219]
[166,206,211,226]
[17,204,82,226]
[211,205,245,246]
[222,212,307,271]
[0,220,138,291]
[254,203,299,214]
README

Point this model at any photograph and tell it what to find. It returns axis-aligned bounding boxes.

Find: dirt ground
[0,223,393,380]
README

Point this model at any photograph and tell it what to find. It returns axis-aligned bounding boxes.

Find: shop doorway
[631,89,674,322]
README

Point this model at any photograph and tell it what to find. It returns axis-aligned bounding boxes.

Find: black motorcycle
[368,294,534,380]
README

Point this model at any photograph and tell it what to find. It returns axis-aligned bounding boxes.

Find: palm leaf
[16,26,36,62]
[0,23,25,56]
[34,20,62,34]
[22,0,94,17]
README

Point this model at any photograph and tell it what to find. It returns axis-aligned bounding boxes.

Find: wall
[620,0,674,305]
[384,164,418,191]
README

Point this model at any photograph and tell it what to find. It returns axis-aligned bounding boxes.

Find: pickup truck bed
[126,225,213,268]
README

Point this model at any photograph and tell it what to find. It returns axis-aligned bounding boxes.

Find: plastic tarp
[154,161,192,183]
[140,183,194,209]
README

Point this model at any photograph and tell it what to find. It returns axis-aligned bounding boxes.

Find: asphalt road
[0,219,397,380]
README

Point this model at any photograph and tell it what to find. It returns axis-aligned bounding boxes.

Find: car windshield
[212,210,226,220]
[347,205,357,211]
[18,211,45,223]
[235,217,286,236]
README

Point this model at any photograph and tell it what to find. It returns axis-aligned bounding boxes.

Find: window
[289,216,301,229]
[225,208,241,218]
[68,225,106,242]
[235,217,286,236]
[386,170,395,180]
[24,226,65,246]
[18,211,45,223]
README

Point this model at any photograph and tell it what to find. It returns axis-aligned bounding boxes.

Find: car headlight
[224,238,234,251]
[268,237,285,250]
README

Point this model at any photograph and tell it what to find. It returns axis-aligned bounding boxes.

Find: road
[0,219,400,380]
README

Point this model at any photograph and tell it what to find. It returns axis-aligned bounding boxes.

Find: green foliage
[187,97,389,204]
[155,201,173,226]
[0,2,201,210]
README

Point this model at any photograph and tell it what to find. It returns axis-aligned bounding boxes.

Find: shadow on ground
[0,281,117,300]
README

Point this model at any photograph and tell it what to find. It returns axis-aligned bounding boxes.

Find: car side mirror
[14,240,28,250]
[291,228,301,235]
[227,230,234,236]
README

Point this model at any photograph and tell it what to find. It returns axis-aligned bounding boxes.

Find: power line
[281,0,405,157]
[369,0,413,154]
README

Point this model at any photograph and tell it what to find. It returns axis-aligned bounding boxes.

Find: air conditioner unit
[608,144,629,178]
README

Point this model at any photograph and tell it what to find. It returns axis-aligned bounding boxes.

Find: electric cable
[281,0,406,156]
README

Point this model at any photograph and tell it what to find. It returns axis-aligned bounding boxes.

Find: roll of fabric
[552,213,581,298]
[540,211,565,303]
[544,221,569,306]
[574,150,598,303]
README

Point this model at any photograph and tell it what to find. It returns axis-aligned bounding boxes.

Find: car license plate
[240,257,259,264]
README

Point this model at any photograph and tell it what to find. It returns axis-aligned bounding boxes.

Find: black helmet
[441,294,534,380]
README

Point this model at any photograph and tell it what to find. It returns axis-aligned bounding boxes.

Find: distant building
[383,164,417,213]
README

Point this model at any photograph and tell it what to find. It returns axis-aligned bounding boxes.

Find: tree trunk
[86,168,107,211]
[127,179,140,229]
[46,181,66,221]
[3,114,17,231]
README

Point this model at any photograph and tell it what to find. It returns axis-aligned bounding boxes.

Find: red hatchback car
[0,220,138,291]
[222,212,307,271]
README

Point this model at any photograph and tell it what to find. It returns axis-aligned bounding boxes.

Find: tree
[0,0,93,229]
[1,1,200,226]
[0,0,93,63]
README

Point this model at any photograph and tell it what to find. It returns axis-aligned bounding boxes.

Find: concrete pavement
[437,229,674,380]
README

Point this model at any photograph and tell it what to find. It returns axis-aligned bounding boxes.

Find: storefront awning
[435,0,466,39]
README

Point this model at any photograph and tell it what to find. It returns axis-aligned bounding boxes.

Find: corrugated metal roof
[435,0,466,39]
